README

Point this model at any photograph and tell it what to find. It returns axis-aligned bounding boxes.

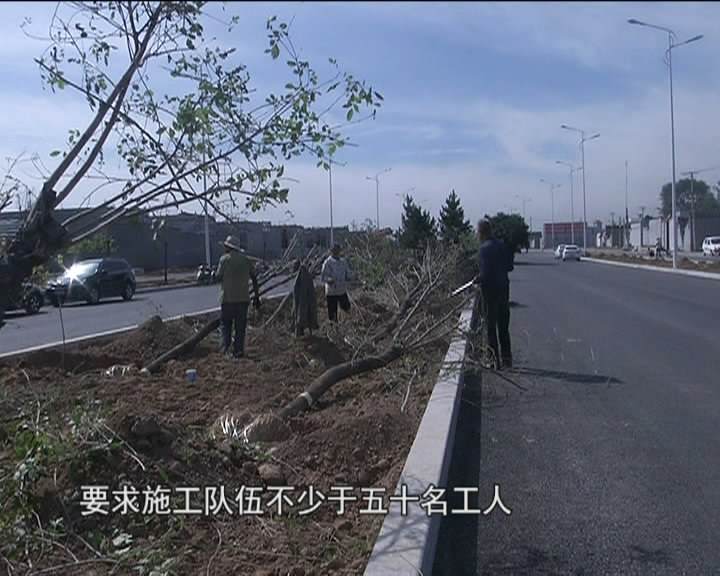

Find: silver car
[562,245,581,261]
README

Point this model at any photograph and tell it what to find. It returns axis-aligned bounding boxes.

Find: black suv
[45,258,136,306]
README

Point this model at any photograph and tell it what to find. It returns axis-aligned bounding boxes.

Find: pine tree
[397,195,437,250]
[439,189,472,244]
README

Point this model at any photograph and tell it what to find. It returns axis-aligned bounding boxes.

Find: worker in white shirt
[320,244,356,322]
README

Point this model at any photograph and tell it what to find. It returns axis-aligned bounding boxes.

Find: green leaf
[271,44,280,59]
[56,76,66,90]
[50,150,61,157]
[346,108,354,122]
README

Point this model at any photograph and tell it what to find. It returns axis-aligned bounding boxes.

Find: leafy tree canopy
[660,178,720,218]
[484,212,529,253]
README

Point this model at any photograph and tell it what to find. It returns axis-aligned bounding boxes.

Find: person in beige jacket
[213,235,260,357]
[320,244,356,322]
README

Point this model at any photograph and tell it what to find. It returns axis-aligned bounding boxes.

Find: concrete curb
[364,303,475,576]
[0,293,286,362]
[582,257,720,281]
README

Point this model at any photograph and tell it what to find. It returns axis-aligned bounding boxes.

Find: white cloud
[1,1,719,235]
[252,79,720,230]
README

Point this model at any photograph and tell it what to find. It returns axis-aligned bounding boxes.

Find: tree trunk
[141,315,221,374]
[278,345,403,420]
[0,185,69,325]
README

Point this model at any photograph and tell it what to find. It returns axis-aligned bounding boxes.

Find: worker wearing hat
[214,235,261,358]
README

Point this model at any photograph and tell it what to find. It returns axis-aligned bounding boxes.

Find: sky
[1,1,720,232]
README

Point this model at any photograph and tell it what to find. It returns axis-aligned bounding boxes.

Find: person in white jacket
[321,244,356,322]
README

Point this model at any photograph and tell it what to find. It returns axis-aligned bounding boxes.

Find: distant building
[542,221,596,249]
[1,205,355,271]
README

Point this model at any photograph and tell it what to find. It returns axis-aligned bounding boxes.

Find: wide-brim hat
[222,235,243,251]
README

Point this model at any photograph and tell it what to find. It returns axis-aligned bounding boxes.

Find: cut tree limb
[277,345,404,420]
[371,281,424,344]
[141,315,220,374]
[263,291,292,328]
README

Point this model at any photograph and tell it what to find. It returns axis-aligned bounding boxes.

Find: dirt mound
[98,314,198,365]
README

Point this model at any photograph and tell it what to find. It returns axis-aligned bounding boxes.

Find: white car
[702,236,720,256]
[554,244,566,259]
[562,245,581,261]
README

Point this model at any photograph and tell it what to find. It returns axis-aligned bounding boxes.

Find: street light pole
[540,179,561,249]
[556,160,582,245]
[628,18,703,269]
[515,194,532,223]
[625,160,629,247]
[329,161,334,247]
[366,167,391,230]
[328,159,347,247]
[561,125,600,255]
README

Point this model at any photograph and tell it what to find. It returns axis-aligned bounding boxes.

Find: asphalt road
[0,278,294,354]
[437,251,720,575]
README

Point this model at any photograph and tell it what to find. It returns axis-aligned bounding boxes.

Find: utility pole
[639,205,646,247]
[680,165,720,251]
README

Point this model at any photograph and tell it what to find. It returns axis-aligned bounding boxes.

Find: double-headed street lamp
[556,160,583,245]
[561,125,599,255]
[366,167,392,231]
[628,18,703,269]
[540,179,561,249]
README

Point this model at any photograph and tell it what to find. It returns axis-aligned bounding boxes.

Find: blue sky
[1,1,720,231]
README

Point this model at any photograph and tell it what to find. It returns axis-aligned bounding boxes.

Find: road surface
[0,278,294,355]
[436,251,720,575]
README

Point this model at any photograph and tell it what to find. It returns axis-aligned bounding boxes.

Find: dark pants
[482,285,512,368]
[326,293,351,322]
[220,301,249,355]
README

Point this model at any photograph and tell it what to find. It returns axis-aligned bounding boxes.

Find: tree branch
[50,3,165,206]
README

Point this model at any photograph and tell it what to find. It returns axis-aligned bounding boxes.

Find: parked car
[5,282,45,315]
[45,258,136,306]
[554,244,566,259]
[562,245,581,261]
[702,236,720,256]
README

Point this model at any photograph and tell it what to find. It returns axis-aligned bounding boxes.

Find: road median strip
[364,302,477,575]
[582,256,720,281]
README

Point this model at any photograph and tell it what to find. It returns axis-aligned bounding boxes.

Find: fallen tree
[0,1,381,327]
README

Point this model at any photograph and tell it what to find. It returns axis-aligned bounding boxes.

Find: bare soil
[0,288,451,575]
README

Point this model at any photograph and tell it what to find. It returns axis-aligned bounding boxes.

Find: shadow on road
[514,260,555,267]
[509,366,623,385]
[52,297,149,309]
[433,369,483,574]
[2,310,51,319]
